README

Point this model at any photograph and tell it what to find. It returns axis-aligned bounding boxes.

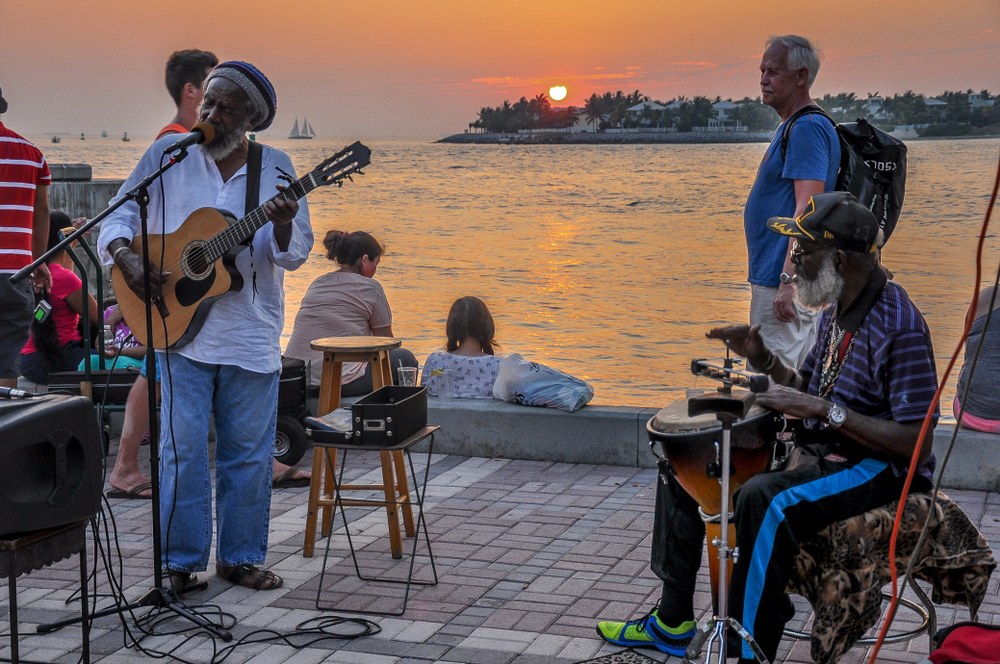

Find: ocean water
[36,135,1000,411]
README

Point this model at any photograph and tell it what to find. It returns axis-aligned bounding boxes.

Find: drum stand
[683,367,770,664]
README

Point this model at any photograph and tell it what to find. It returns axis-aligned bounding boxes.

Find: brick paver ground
[2,442,997,664]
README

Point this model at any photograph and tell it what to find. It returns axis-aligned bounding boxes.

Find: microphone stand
[15,147,233,642]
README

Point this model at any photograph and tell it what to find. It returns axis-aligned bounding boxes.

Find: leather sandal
[216,563,283,590]
[166,570,201,594]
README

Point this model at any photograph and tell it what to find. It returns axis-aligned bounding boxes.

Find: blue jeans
[158,352,278,573]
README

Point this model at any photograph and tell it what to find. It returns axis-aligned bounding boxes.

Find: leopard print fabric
[785,492,996,664]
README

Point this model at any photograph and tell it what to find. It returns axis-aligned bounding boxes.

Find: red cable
[868,145,1000,664]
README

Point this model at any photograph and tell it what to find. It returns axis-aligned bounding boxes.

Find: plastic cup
[397,367,418,387]
[439,370,455,398]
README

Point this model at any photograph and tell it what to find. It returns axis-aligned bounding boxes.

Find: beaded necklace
[818,319,855,399]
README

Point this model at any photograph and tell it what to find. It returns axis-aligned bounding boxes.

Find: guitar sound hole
[181,241,213,280]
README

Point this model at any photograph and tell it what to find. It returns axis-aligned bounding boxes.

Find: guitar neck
[205,172,318,260]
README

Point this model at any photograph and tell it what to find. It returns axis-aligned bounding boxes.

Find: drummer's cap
[767,192,879,254]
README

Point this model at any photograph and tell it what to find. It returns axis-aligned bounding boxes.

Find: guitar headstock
[310,141,371,189]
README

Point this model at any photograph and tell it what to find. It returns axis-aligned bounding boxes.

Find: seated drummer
[597,192,939,664]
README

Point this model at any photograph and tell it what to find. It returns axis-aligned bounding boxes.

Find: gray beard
[794,254,844,309]
[202,119,250,161]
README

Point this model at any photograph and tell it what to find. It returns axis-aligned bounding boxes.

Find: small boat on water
[51,136,61,144]
[289,117,316,139]
[122,132,130,142]
[101,131,108,138]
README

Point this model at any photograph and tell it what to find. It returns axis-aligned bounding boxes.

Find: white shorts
[749,284,821,371]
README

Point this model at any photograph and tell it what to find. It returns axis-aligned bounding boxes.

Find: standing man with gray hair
[98,61,312,592]
[745,35,840,369]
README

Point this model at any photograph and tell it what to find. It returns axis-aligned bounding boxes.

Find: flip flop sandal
[106,480,153,500]
[272,466,311,488]
[216,563,283,590]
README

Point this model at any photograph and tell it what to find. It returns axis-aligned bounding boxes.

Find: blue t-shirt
[744,113,840,287]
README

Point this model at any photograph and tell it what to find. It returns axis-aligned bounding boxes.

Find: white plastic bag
[492,353,594,412]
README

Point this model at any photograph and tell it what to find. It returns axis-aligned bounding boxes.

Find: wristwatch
[826,403,847,429]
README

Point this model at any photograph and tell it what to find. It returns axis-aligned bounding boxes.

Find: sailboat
[289,117,316,139]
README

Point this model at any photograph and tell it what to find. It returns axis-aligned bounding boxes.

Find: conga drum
[647,389,782,603]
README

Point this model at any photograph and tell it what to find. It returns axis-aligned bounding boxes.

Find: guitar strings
[156,157,361,276]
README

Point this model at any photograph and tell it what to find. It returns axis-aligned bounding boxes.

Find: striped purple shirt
[799,281,939,480]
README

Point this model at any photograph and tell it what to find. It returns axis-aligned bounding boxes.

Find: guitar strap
[241,140,264,300]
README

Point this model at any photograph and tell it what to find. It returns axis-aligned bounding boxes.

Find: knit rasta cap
[204,61,276,131]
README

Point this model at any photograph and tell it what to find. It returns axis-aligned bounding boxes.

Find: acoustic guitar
[113,141,371,349]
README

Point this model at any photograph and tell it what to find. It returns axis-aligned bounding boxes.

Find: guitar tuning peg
[347,174,353,182]
[337,181,344,188]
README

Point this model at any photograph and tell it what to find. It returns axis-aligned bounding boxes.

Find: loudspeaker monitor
[0,394,103,537]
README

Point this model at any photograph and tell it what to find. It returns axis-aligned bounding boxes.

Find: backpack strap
[779,104,836,162]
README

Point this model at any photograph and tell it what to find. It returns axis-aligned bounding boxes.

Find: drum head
[650,390,768,434]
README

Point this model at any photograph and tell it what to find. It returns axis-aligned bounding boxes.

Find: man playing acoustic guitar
[98,61,312,591]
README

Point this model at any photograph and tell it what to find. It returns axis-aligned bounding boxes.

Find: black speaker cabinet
[0,394,104,537]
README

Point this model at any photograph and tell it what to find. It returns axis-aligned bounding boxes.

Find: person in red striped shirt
[0,84,52,390]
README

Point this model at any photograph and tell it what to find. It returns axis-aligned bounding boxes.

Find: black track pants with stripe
[651,445,928,663]
[729,447,928,662]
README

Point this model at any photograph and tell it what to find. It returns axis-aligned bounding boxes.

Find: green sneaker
[596,611,696,655]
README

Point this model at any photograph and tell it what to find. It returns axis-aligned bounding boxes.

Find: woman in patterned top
[421,296,501,399]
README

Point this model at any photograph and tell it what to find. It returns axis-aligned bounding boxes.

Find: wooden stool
[303,337,415,558]
[1,520,91,664]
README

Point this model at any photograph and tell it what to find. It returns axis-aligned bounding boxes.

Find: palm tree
[584,94,603,131]
[641,104,657,130]
[563,106,581,132]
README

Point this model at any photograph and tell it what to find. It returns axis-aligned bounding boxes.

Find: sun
[548,85,567,101]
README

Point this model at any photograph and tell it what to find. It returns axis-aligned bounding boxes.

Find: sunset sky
[2,0,998,139]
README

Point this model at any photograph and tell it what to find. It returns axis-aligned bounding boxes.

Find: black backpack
[781,105,907,243]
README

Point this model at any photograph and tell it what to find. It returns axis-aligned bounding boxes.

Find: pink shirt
[22,263,82,354]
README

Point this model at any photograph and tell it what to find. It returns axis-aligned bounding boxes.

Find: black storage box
[351,386,427,446]
[48,367,141,405]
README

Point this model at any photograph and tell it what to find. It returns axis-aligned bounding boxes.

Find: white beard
[202,118,250,161]
[794,254,844,309]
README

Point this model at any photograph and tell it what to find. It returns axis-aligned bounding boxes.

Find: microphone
[0,387,34,399]
[162,122,215,154]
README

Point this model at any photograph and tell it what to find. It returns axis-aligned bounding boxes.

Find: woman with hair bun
[285,230,416,396]
[421,296,501,399]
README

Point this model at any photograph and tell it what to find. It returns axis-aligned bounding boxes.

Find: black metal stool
[310,425,439,616]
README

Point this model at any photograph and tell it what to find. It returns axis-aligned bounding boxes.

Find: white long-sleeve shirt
[97,137,313,373]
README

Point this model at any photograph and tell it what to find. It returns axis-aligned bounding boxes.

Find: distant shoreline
[437,130,1000,145]
[437,131,775,145]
